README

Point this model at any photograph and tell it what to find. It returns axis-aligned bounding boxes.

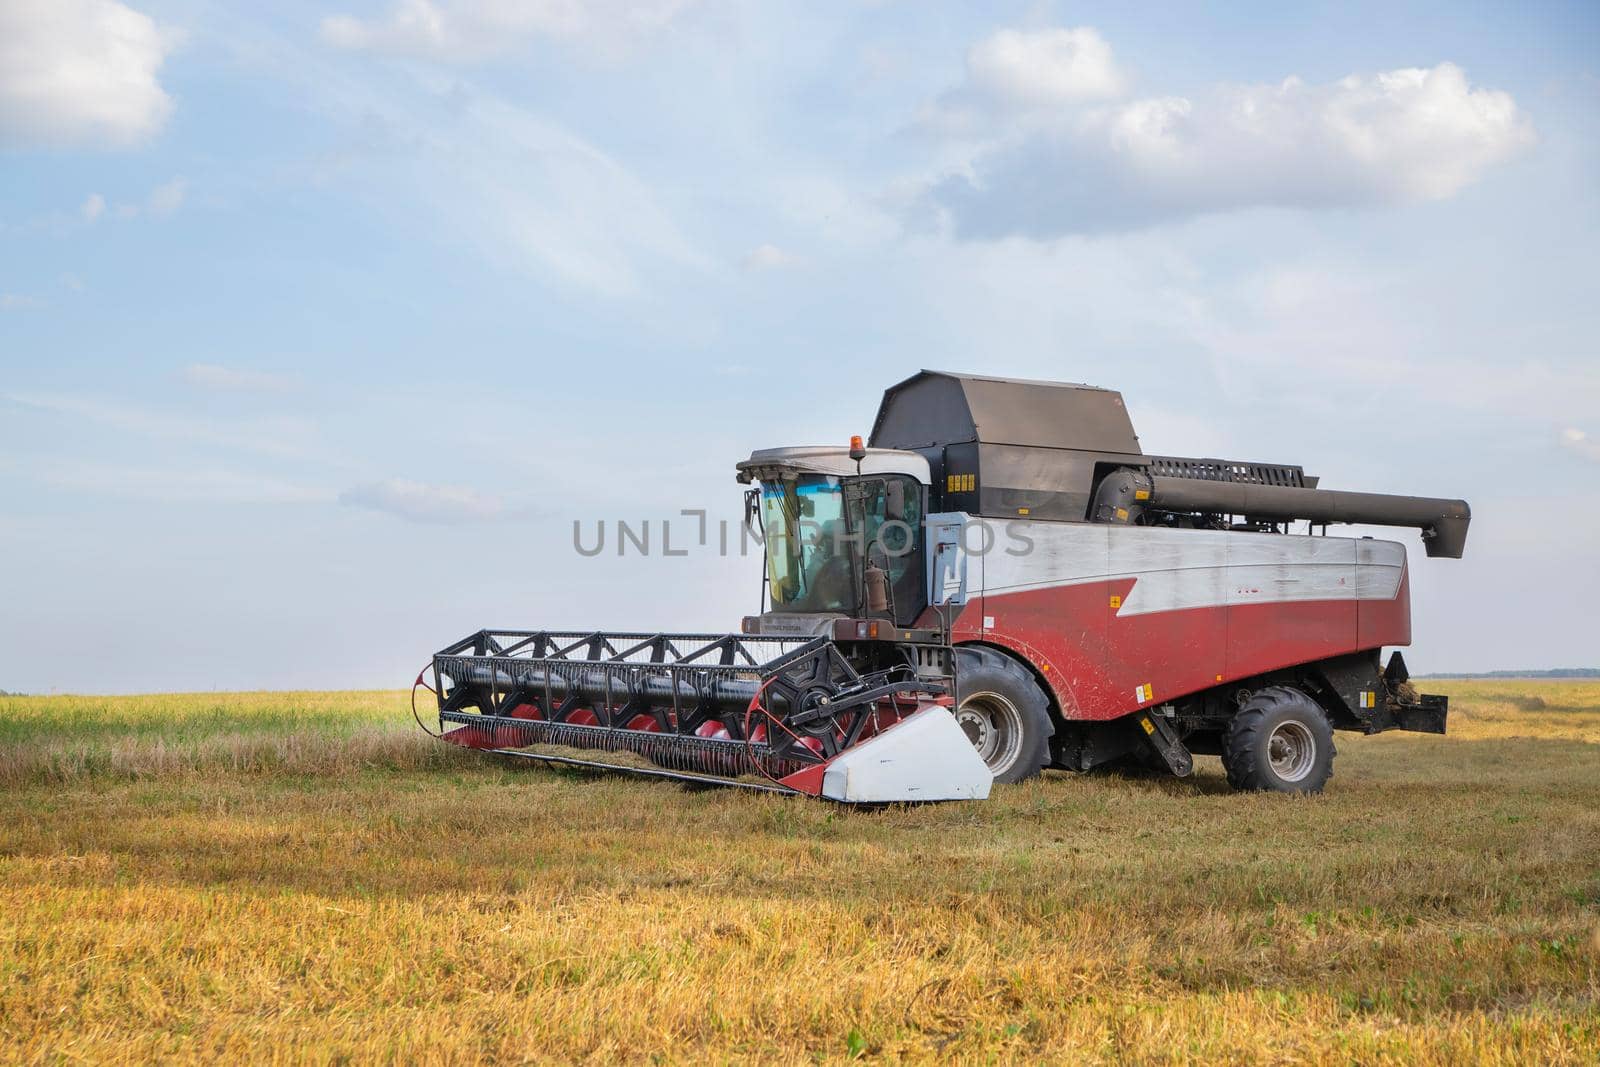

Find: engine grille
[1145,455,1312,488]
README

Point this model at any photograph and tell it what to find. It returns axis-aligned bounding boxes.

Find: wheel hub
[1267,720,1316,783]
[956,709,991,749]
[955,691,1025,776]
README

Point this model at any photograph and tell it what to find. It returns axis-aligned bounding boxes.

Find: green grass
[0,681,1596,1063]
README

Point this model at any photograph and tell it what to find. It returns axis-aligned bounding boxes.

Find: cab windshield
[760,473,924,619]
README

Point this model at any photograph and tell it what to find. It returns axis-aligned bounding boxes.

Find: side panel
[1106,529,1229,708]
[982,523,1110,717]
[1357,540,1411,648]
[1223,534,1357,680]
[965,522,1410,721]
[819,706,993,802]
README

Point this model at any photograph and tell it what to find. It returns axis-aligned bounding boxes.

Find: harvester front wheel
[1222,686,1335,794]
[953,648,1053,784]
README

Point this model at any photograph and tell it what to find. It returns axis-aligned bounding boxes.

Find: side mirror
[743,488,762,540]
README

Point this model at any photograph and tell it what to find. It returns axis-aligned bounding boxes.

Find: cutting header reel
[427,629,991,801]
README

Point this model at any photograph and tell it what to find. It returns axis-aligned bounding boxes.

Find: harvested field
[1,681,1597,1063]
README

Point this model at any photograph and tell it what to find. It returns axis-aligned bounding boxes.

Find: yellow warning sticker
[1134,489,1150,500]
[1359,690,1376,709]
[1109,594,1122,609]
[1133,683,1152,703]
[1115,507,1129,520]
[1140,716,1155,735]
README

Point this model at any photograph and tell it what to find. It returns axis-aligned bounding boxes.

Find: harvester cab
[424,370,1468,801]
[734,444,937,631]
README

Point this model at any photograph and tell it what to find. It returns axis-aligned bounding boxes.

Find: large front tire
[1222,686,1336,794]
[953,647,1053,784]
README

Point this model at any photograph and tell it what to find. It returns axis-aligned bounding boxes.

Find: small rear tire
[953,647,1053,784]
[1222,686,1336,794]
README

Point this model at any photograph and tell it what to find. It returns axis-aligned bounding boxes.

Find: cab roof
[735,446,931,484]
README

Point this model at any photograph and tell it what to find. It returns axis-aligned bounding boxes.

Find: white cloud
[1560,428,1600,464]
[119,177,188,219]
[446,94,708,296]
[36,461,334,505]
[7,392,321,461]
[1150,258,1600,429]
[1,293,42,311]
[146,177,187,216]
[920,46,1534,237]
[339,478,506,523]
[0,0,174,148]
[75,180,185,225]
[182,363,295,393]
[320,0,697,62]
[215,23,704,299]
[770,173,899,248]
[920,27,1125,139]
[967,27,1125,107]
[740,243,798,271]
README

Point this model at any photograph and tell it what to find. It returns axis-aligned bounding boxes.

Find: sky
[1,0,1597,693]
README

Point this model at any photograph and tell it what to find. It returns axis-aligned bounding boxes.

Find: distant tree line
[1417,668,1599,679]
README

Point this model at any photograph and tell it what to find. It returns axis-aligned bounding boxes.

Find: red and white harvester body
[428,371,1469,800]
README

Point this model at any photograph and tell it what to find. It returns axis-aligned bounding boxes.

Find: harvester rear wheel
[1222,686,1335,794]
[953,648,1053,784]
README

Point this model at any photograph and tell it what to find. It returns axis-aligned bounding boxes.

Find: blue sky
[2,0,1597,692]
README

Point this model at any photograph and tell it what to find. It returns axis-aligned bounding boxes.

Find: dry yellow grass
[0,681,1596,1063]
[0,690,462,784]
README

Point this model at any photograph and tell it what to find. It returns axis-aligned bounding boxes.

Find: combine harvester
[423,371,1468,802]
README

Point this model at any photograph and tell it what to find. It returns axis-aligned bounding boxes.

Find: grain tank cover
[870,370,1142,453]
[868,370,1144,520]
